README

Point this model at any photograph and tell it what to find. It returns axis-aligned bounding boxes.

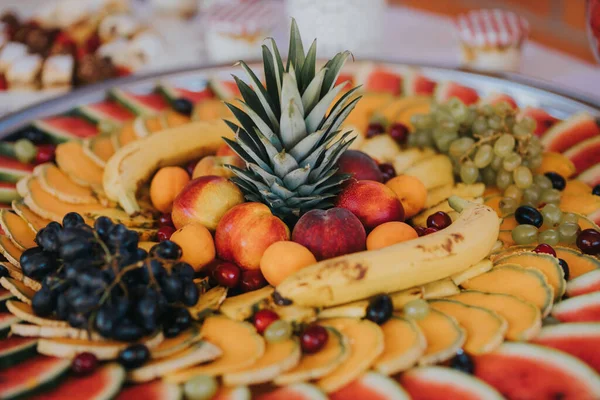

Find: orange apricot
[366,221,418,250]
[150,166,190,213]
[535,152,576,178]
[260,241,317,286]
[170,223,216,272]
[385,175,427,218]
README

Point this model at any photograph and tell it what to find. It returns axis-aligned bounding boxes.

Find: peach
[366,222,418,250]
[336,150,383,182]
[215,202,290,270]
[385,175,427,218]
[170,223,216,271]
[335,180,404,230]
[216,143,237,157]
[150,166,190,213]
[192,155,244,179]
[292,207,366,261]
[260,241,317,286]
[171,175,244,231]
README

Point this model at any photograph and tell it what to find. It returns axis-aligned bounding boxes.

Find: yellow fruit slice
[375,96,430,124]
[0,262,40,291]
[484,195,502,217]
[161,110,190,128]
[421,278,460,299]
[11,323,106,341]
[151,326,203,359]
[116,121,138,147]
[35,164,98,204]
[317,288,422,319]
[561,194,600,216]
[188,286,228,320]
[219,286,274,321]
[373,316,426,375]
[535,152,576,178]
[12,200,51,233]
[6,300,68,327]
[165,316,264,382]
[193,99,234,121]
[55,141,104,187]
[450,259,493,286]
[0,210,36,250]
[0,235,22,266]
[1,278,36,304]
[429,299,507,354]
[554,246,600,279]
[83,134,116,167]
[564,180,591,196]
[395,101,432,131]
[414,309,465,365]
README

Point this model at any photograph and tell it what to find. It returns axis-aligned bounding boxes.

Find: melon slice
[77,100,135,125]
[450,259,493,286]
[150,325,202,359]
[188,285,228,320]
[0,311,20,337]
[480,92,518,109]
[268,304,316,328]
[33,115,98,143]
[435,81,479,105]
[11,322,107,341]
[316,318,385,393]
[129,341,222,383]
[403,70,436,96]
[83,135,116,168]
[0,182,19,204]
[55,141,104,187]
[1,279,36,304]
[555,246,600,279]
[274,328,348,385]
[7,301,68,328]
[0,287,13,305]
[12,200,50,232]
[0,262,41,290]
[541,112,600,153]
[219,286,273,321]
[256,383,327,400]
[567,269,600,297]
[400,366,503,400]
[159,82,213,103]
[29,363,125,400]
[317,288,422,319]
[0,235,22,267]
[364,67,403,95]
[109,89,170,116]
[429,299,507,354]
[165,316,264,382]
[449,290,541,341]
[414,308,466,365]
[114,121,139,147]
[494,252,565,299]
[223,339,301,386]
[564,135,600,175]
[0,355,70,399]
[552,292,600,323]
[421,278,460,299]
[35,163,98,204]
[0,155,33,183]
[0,210,35,250]
[519,106,559,136]
[330,371,410,400]
[0,336,37,368]
[475,342,600,399]
[213,386,251,400]
[461,264,554,316]
[579,163,600,188]
[116,380,182,400]
[373,316,426,375]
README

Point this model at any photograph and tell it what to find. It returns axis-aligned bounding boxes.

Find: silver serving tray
[0,60,599,138]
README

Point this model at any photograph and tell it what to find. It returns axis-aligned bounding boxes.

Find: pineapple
[223,19,361,221]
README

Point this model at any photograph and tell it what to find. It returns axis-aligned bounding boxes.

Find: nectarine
[170,223,216,271]
[366,222,418,250]
[260,241,317,286]
[385,175,427,219]
[193,155,244,179]
[150,166,190,213]
[336,150,383,182]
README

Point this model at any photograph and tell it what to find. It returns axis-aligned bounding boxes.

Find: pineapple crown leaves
[223,18,362,219]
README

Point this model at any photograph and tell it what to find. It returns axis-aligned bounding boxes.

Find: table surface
[0,2,599,118]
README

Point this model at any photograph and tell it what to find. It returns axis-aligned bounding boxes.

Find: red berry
[422,227,438,236]
[253,309,279,334]
[426,211,452,230]
[378,163,396,183]
[72,352,98,375]
[0,75,6,91]
[158,213,174,227]
[85,33,101,54]
[577,229,600,255]
[35,144,56,165]
[366,123,385,138]
[157,226,175,242]
[115,66,132,77]
[301,324,329,354]
[240,269,268,292]
[213,262,241,288]
[414,226,427,236]
[389,123,409,144]
[533,243,556,257]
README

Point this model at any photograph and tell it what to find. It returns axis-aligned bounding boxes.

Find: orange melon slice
[414,308,466,365]
[0,235,22,266]
[12,200,51,232]
[373,316,426,375]
[55,141,104,187]
[35,164,98,204]
[0,210,36,250]
[83,135,116,168]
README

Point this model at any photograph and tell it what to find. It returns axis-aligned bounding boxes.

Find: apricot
[150,166,190,213]
[170,223,216,272]
[260,241,317,286]
[564,180,592,196]
[535,152,576,178]
[366,222,418,250]
[385,175,427,219]
[193,155,244,179]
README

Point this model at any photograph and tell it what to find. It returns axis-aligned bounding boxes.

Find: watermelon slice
[480,93,518,110]
[109,88,170,117]
[77,100,135,125]
[532,323,600,373]
[256,383,328,400]
[400,366,503,400]
[33,116,98,144]
[364,67,403,95]
[0,182,19,204]
[0,287,13,306]
[0,336,37,368]
[541,112,600,153]
[519,107,560,136]
[0,155,33,183]
[552,292,600,322]
[116,380,182,400]
[567,269,600,297]
[403,71,436,96]
[159,83,213,104]
[0,355,70,399]
[475,342,600,399]
[335,73,355,88]
[564,135,600,175]
[435,81,479,105]
[330,372,410,400]
[208,79,241,100]
[0,310,20,337]
[578,164,600,187]
[213,386,252,400]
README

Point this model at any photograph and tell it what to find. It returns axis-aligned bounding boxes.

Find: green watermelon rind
[0,157,34,184]
[552,291,600,322]
[32,118,97,144]
[108,88,165,117]
[0,311,20,337]
[0,356,71,400]
[75,102,133,126]
[348,372,410,399]
[117,380,183,400]
[0,337,37,369]
[0,185,19,205]
[567,269,600,297]
[157,84,180,103]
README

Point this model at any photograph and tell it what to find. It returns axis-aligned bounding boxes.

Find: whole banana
[275,197,500,308]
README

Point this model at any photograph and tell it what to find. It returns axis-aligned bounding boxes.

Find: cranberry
[301,324,329,354]
[72,352,98,375]
[426,211,452,230]
[378,163,396,183]
[533,243,556,257]
[558,258,570,281]
[422,227,438,236]
[253,309,280,334]
[157,226,175,242]
[186,160,198,177]
[213,262,241,288]
[577,229,600,255]
[0,75,6,91]
[34,144,56,165]
[593,184,600,196]
[158,213,174,227]
[240,269,268,292]
[414,226,427,236]
[366,122,385,138]
[389,123,409,145]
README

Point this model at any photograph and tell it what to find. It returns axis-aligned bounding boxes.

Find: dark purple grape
[173,262,195,280]
[558,258,570,281]
[31,287,55,317]
[62,212,85,228]
[135,248,148,261]
[118,344,149,369]
[123,231,139,251]
[171,98,193,116]
[141,259,165,283]
[56,295,69,320]
[35,223,61,253]
[68,312,88,329]
[94,217,113,240]
[161,274,183,303]
[69,293,100,314]
[150,241,182,260]
[163,322,182,338]
[64,259,89,280]
[0,264,8,278]
[108,224,129,246]
[59,240,93,262]
[95,306,117,337]
[173,308,191,330]
[544,172,566,191]
[365,294,393,325]
[182,281,199,307]
[112,319,144,342]
[450,349,474,374]
[57,227,93,245]
[21,250,58,280]
[76,269,108,290]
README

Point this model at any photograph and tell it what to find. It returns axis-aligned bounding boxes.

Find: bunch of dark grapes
[21,212,200,342]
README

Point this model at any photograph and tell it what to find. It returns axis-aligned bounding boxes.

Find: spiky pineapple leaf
[237,61,279,129]
[273,151,299,177]
[262,45,281,112]
[286,19,305,82]
[320,96,362,137]
[223,110,267,159]
[301,68,327,114]
[299,39,317,92]
[233,76,272,131]
[320,51,352,97]
[320,86,361,133]
[236,100,278,147]
[282,166,310,190]
[288,129,326,160]
[280,71,306,149]
[305,82,347,132]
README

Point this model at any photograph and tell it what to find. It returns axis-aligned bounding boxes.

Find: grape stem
[459,132,502,163]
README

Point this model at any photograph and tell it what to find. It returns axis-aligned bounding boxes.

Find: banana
[403,154,454,190]
[275,197,500,308]
[103,120,232,215]
[392,147,436,174]
[412,196,483,227]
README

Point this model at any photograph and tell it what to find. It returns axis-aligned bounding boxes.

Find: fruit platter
[0,19,597,400]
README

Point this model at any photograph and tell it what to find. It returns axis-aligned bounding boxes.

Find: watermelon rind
[116,380,182,400]
[6,300,70,328]
[552,291,600,322]
[0,156,32,183]
[76,101,134,125]
[567,269,600,297]
[0,355,71,400]
[402,70,436,97]
[578,163,600,187]
[434,81,479,105]
[265,383,328,400]
[0,183,19,204]
[0,311,20,337]
[158,84,212,104]
[32,116,98,144]
[108,88,167,117]
[0,336,37,369]
[333,371,410,399]
[541,112,600,153]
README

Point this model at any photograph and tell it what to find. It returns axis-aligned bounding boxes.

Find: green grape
[264,320,292,343]
[14,139,36,164]
[481,104,495,116]
[435,134,456,153]
[540,188,561,204]
[499,197,518,215]
[449,137,475,158]
[438,120,459,134]
[523,185,541,205]
[98,120,118,134]
[184,375,218,400]
[529,154,543,169]
[504,115,516,130]
[533,174,553,190]
[413,114,435,130]
[539,229,560,246]
[464,108,478,126]
[407,131,420,147]
[513,166,533,189]
[521,116,536,132]
[481,167,497,186]
[512,121,530,138]
[521,158,531,168]
[474,144,494,168]
[448,99,468,123]
[488,115,503,130]
[472,116,489,134]
[435,110,453,123]
[493,101,513,116]
[558,222,581,244]
[460,161,479,184]
[560,213,579,225]
[502,152,522,172]
[493,134,516,157]
[504,184,523,202]
[526,142,542,157]
[541,203,562,227]
[496,168,513,190]
[404,299,430,320]
[512,224,538,245]
[414,132,434,148]
[490,155,503,171]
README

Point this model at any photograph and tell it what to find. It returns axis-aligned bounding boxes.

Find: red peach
[336,150,383,182]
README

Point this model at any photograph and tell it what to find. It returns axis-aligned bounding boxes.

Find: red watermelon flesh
[520,107,560,136]
[541,112,600,153]
[552,292,600,323]
[256,383,327,400]
[0,156,34,173]
[0,336,37,368]
[116,380,181,400]
[0,336,36,352]
[0,355,70,399]
[129,93,169,111]
[435,81,479,105]
[475,342,600,400]
[532,323,600,373]
[578,164,600,187]
[35,116,98,140]
[567,270,600,297]
[564,135,600,175]
[481,93,518,110]
[365,68,403,95]
[84,101,135,123]
[172,87,213,103]
[330,372,409,400]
